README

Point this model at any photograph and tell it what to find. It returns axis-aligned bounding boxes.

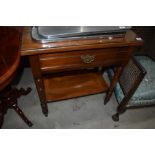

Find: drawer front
[39,47,129,72]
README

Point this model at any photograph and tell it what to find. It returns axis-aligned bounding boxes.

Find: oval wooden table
[0,27,32,128]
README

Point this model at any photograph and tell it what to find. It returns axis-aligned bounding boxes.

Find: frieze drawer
[39,47,129,73]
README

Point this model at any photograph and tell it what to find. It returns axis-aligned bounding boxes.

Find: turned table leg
[29,55,48,117]
[104,66,124,105]
[34,78,48,116]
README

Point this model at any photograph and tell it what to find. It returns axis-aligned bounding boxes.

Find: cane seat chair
[107,55,155,121]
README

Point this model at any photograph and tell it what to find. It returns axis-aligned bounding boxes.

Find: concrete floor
[2,68,155,129]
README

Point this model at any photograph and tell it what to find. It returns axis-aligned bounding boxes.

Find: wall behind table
[132,26,155,60]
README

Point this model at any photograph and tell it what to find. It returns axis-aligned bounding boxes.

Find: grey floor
[2,68,155,129]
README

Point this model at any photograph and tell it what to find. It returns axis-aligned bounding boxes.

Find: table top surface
[21,27,143,56]
[0,27,21,91]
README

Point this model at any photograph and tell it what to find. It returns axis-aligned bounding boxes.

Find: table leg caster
[27,121,33,127]
[112,113,119,121]
[104,97,109,105]
[43,113,48,117]
[41,103,48,117]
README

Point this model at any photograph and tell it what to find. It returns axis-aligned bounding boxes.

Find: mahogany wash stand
[20,27,143,117]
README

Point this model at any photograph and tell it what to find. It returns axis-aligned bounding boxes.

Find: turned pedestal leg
[1,87,33,127]
[12,104,33,127]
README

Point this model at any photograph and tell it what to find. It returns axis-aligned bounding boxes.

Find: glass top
[37,26,131,39]
[31,26,132,43]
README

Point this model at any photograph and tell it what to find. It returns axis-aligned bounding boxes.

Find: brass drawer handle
[81,55,95,64]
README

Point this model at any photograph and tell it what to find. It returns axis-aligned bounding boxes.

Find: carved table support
[0,86,33,128]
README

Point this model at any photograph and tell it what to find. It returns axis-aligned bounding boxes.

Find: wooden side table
[21,27,143,116]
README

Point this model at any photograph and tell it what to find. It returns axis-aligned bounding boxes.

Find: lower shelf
[43,71,109,102]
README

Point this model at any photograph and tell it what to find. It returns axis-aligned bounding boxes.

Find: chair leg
[12,104,33,127]
[112,113,119,121]
[112,106,127,122]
